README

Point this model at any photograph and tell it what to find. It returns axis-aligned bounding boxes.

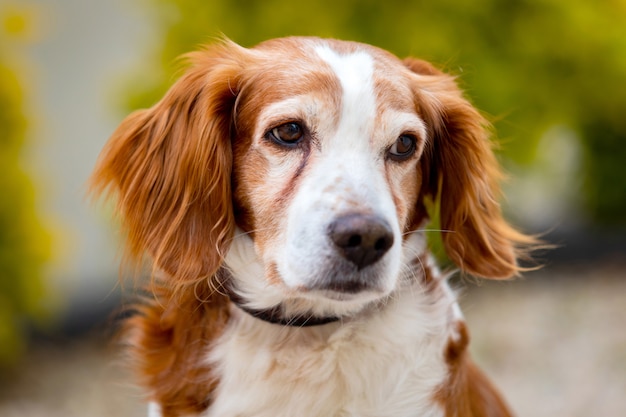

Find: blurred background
[0,0,624,416]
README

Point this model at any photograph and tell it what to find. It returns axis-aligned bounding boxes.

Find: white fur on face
[277,47,398,297]
[226,41,427,316]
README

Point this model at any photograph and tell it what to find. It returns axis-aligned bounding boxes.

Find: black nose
[328,213,394,270]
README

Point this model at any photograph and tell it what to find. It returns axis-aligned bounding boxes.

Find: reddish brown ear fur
[90,41,250,289]
[405,58,535,279]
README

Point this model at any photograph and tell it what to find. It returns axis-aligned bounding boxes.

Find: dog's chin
[269,251,402,316]
[278,268,399,317]
[300,284,390,303]
[280,286,389,319]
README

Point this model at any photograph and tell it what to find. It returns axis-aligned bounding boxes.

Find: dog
[90,36,536,417]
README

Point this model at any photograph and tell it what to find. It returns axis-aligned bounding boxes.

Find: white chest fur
[204,280,455,417]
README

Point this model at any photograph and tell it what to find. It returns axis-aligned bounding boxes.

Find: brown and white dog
[91,37,535,417]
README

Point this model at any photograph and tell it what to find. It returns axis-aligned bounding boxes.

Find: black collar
[228,291,340,327]
[220,270,340,327]
[234,302,340,327]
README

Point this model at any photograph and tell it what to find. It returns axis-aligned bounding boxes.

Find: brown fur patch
[435,322,513,417]
[265,262,283,287]
[417,256,437,289]
[436,356,514,417]
[124,280,230,416]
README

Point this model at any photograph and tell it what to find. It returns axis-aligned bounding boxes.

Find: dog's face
[229,40,427,311]
[91,37,530,316]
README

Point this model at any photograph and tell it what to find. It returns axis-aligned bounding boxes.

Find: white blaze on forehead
[314,45,374,97]
[314,43,428,146]
[309,44,385,210]
[315,45,377,143]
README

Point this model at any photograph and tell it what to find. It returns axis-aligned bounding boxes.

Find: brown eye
[268,122,304,146]
[388,134,417,161]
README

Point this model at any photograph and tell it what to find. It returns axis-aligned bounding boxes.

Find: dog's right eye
[387,134,417,161]
[267,122,304,147]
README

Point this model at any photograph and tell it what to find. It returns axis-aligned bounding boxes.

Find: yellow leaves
[0,3,43,43]
[0,1,51,369]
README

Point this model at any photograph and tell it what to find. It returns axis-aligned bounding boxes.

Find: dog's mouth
[316,279,371,294]
[302,272,390,300]
[283,268,397,313]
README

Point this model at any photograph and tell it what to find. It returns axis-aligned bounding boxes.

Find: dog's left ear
[405,58,535,279]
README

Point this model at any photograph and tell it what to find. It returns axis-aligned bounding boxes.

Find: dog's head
[91,37,532,316]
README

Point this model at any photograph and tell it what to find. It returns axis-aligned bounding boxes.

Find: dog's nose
[328,213,394,270]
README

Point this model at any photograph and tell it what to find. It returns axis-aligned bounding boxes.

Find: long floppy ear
[405,58,535,279]
[90,41,248,289]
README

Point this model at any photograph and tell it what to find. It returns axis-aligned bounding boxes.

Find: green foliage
[129,0,626,226]
[0,50,50,369]
[582,120,626,225]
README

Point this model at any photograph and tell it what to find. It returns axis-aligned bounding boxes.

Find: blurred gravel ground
[1,264,624,417]
[465,264,626,417]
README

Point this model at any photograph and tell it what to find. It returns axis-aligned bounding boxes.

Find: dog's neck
[205,244,464,417]
[226,289,341,327]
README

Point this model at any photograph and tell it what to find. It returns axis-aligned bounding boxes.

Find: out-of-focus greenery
[127,0,626,226]
[0,6,50,369]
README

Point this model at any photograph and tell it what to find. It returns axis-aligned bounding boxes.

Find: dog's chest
[204,291,451,417]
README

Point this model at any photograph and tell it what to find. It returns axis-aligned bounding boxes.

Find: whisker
[401,228,457,237]
[222,225,277,245]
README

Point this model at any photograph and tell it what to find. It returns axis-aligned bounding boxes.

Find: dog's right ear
[90,40,249,289]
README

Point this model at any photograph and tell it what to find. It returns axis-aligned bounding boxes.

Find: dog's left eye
[267,122,304,146]
[388,134,417,161]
